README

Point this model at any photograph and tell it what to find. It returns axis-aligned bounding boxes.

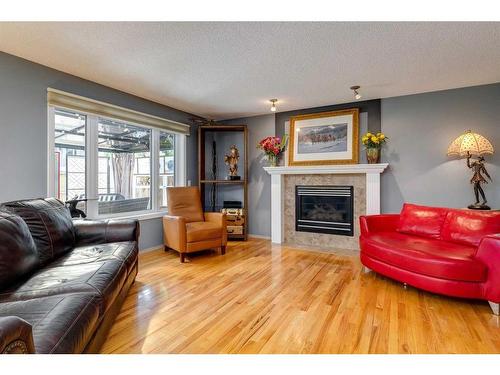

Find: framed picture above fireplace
[288,108,359,166]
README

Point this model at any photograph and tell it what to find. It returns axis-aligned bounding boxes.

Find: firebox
[295,185,354,236]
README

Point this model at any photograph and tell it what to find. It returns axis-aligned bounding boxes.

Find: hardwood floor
[100,238,500,354]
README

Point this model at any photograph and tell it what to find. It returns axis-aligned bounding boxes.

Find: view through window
[97,119,152,215]
[54,109,86,203]
[159,131,175,208]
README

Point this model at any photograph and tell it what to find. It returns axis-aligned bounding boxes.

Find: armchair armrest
[204,212,226,226]
[0,316,35,354]
[360,214,400,236]
[204,212,227,245]
[163,215,187,252]
[74,219,140,246]
[475,234,500,302]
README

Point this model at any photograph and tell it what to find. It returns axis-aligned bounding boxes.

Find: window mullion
[86,115,99,219]
[175,134,186,186]
[151,128,160,211]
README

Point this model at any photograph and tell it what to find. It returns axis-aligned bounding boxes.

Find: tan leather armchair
[163,186,227,262]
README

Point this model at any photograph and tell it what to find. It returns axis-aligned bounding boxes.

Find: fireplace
[295,185,354,236]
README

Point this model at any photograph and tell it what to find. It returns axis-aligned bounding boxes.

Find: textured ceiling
[1,22,499,120]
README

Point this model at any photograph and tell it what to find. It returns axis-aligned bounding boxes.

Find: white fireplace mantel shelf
[263,163,388,175]
[264,163,389,244]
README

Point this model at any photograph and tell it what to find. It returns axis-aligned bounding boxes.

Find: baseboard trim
[139,245,163,253]
[248,234,271,240]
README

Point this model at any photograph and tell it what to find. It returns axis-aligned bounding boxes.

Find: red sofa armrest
[475,234,500,302]
[360,214,400,236]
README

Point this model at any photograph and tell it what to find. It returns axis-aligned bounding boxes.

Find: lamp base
[468,203,491,210]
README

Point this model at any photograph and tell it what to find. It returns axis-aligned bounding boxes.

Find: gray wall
[221,114,275,237]
[0,52,201,250]
[381,83,500,212]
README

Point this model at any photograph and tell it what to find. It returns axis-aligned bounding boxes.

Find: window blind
[47,88,191,135]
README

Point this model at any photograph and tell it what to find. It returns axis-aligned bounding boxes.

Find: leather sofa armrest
[204,212,227,245]
[74,219,140,246]
[163,215,187,252]
[0,316,35,354]
[360,214,400,236]
[475,235,500,302]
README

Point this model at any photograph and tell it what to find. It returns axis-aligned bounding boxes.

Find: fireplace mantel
[264,163,389,244]
[263,163,388,175]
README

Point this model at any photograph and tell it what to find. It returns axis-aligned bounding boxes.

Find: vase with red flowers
[257,135,288,167]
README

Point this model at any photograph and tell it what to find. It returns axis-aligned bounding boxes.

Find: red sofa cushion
[361,232,486,282]
[397,203,448,239]
[441,210,500,247]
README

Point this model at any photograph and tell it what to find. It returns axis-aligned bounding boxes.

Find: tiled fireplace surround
[264,164,389,251]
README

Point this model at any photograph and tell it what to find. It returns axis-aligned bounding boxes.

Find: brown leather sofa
[163,187,227,262]
[0,198,139,354]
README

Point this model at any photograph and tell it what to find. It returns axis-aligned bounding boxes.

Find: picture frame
[288,108,359,166]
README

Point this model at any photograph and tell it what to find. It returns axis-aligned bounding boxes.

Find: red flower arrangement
[257,135,288,167]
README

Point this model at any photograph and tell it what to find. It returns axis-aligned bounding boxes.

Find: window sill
[94,209,168,221]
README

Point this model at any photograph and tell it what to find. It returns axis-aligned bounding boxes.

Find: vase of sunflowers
[361,132,387,164]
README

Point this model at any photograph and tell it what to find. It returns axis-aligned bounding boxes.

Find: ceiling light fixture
[269,99,278,112]
[350,85,362,100]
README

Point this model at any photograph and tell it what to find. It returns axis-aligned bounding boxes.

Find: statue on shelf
[467,155,492,210]
[224,145,240,180]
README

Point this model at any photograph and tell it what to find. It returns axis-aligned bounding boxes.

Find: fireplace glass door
[295,185,354,236]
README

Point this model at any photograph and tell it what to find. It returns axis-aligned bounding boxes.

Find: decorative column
[270,174,283,244]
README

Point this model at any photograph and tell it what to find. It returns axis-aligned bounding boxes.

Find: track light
[350,85,362,100]
[270,99,278,112]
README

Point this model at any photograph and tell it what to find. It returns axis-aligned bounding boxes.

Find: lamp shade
[446,131,494,157]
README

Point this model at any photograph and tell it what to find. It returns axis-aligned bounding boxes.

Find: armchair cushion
[186,221,223,243]
[441,210,500,247]
[167,187,205,223]
[396,203,448,239]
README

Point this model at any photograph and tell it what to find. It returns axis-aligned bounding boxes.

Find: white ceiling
[1,22,500,120]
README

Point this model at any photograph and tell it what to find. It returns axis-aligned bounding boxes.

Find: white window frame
[47,105,187,220]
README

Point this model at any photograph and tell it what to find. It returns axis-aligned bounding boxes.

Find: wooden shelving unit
[198,125,248,241]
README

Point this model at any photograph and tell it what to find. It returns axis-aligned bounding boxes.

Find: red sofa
[360,203,500,314]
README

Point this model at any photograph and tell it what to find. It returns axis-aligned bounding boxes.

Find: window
[159,131,175,208]
[97,119,152,215]
[48,104,186,219]
[53,109,87,212]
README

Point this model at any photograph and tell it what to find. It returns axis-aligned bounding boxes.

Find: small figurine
[467,155,492,210]
[224,145,240,180]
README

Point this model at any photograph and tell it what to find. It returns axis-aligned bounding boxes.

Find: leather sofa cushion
[50,241,138,274]
[2,198,75,265]
[0,212,39,288]
[441,210,500,247]
[0,259,127,315]
[0,293,100,353]
[167,187,205,223]
[397,203,448,239]
[186,221,222,243]
[361,232,486,282]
